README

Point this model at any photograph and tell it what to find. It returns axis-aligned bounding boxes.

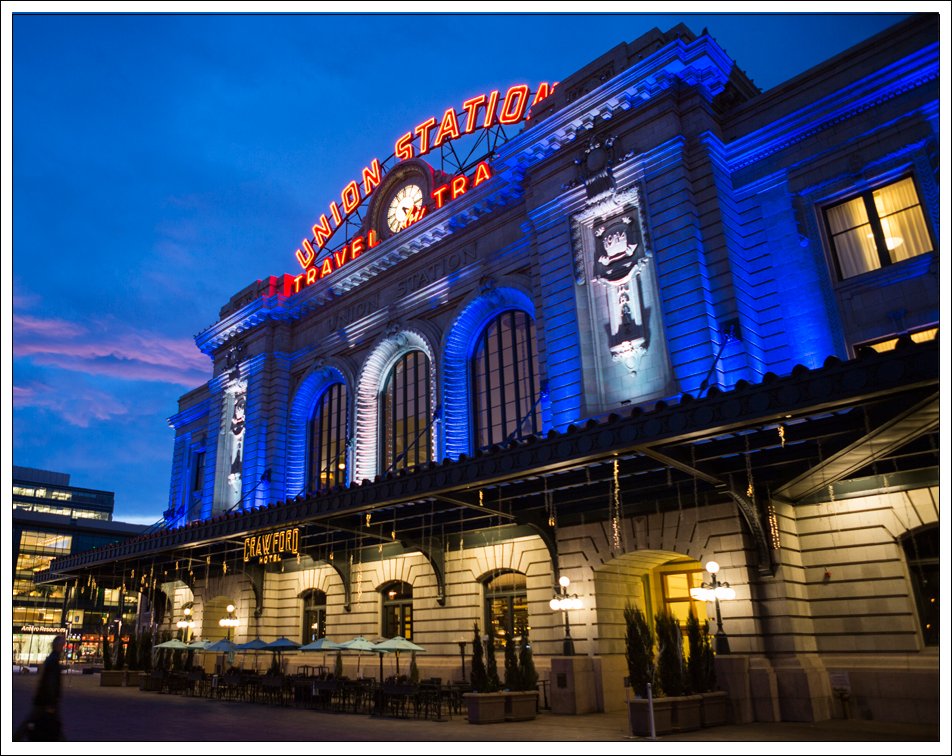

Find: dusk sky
[9,12,914,524]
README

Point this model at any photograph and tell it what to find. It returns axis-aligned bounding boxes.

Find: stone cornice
[38,338,938,579]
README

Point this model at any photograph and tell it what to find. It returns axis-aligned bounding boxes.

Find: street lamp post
[176,606,195,642]
[549,576,583,656]
[690,561,736,654]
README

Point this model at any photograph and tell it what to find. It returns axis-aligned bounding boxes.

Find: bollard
[647,683,658,740]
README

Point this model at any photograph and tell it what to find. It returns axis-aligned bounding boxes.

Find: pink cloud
[13,381,129,427]
[12,313,210,386]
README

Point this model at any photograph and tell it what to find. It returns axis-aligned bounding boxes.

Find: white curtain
[828,196,878,278]
[874,178,932,263]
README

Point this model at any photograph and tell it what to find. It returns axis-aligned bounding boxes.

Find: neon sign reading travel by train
[293,82,555,276]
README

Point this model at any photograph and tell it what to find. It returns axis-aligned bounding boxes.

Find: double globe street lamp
[177,605,195,642]
[689,561,736,654]
[219,604,239,641]
[549,576,583,656]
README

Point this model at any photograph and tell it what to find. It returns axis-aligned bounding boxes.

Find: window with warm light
[854,324,938,355]
[484,570,528,648]
[661,569,708,632]
[302,589,327,644]
[381,581,413,640]
[309,382,348,491]
[824,176,934,281]
[902,526,938,647]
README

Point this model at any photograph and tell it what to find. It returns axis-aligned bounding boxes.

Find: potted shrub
[463,621,506,724]
[409,651,420,684]
[656,609,701,733]
[624,602,671,735]
[697,622,728,726]
[100,635,125,686]
[504,623,539,721]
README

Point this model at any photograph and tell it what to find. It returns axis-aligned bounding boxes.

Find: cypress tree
[518,622,538,692]
[139,629,153,672]
[503,625,520,691]
[686,606,703,694]
[485,628,500,692]
[334,649,343,678]
[102,636,112,670]
[624,602,653,698]
[115,632,125,669]
[469,620,487,693]
[126,630,139,671]
[655,609,686,697]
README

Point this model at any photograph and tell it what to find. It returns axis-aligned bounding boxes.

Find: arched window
[381,581,413,640]
[301,589,327,645]
[484,571,528,648]
[381,351,432,474]
[472,310,541,451]
[309,383,348,492]
[902,526,938,646]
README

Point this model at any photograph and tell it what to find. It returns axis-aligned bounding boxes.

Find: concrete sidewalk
[10,673,940,743]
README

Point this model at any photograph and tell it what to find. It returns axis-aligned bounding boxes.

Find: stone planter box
[100,669,126,687]
[464,692,507,724]
[627,697,673,736]
[700,690,729,726]
[671,694,703,732]
[504,690,538,721]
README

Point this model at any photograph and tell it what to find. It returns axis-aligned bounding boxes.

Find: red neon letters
[296,83,552,268]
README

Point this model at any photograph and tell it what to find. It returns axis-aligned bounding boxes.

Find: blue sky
[9,12,913,523]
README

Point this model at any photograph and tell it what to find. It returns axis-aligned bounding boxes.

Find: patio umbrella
[263,637,301,675]
[373,637,426,677]
[205,638,240,673]
[187,639,212,671]
[338,637,377,677]
[298,637,341,670]
[237,638,268,672]
[154,638,191,672]
[155,638,191,649]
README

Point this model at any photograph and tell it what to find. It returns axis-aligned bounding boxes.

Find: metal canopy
[34,338,938,590]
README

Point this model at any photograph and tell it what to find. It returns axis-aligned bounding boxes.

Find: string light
[778,425,786,448]
[611,459,622,553]
[745,436,755,500]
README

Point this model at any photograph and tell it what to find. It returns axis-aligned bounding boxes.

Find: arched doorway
[201,595,236,642]
[594,551,711,711]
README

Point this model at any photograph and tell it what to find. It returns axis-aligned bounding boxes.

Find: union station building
[37,15,939,725]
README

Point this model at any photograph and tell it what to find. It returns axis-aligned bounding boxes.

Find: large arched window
[381,581,413,640]
[472,310,541,450]
[309,383,348,492]
[301,589,327,645]
[484,570,528,649]
[381,351,432,474]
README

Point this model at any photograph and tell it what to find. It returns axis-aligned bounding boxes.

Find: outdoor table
[147,671,164,693]
[311,678,341,711]
[381,683,416,718]
[260,675,289,706]
[219,674,243,701]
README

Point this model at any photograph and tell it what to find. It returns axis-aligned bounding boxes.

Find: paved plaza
[8,672,941,743]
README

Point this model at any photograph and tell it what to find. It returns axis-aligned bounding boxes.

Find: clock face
[387,183,424,232]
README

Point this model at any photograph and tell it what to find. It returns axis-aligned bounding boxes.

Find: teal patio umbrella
[263,637,301,674]
[373,636,426,677]
[236,638,269,672]
[298,637,341,670]
[205,638,240,673]
[338,637,377,677]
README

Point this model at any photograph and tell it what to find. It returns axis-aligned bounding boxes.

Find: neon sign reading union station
[287,83,554,295]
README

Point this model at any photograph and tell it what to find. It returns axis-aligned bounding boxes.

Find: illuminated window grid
[472,311,541,451]
[824,176,934,281]
[661,570,708,633]
[381,582,413,640]
[308,382,348,492]
[382,351,431,474]
[484,571,528,649]
[302,589,327,645]
[902,526,938,647]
